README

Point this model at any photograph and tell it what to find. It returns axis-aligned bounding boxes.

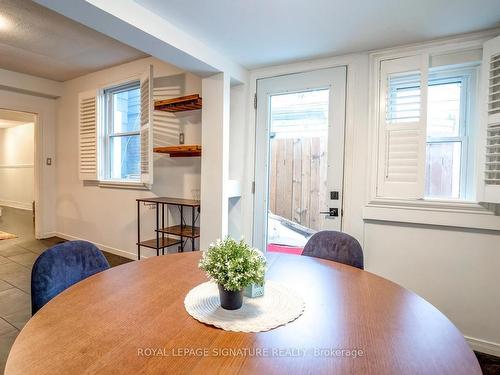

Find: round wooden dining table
[6,252,480,375]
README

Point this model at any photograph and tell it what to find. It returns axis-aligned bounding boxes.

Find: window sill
[363,198,500,231]
[98,180,150,190]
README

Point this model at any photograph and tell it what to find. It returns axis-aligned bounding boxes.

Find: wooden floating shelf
[154,94,202,112]
[136,237,181,249]
[153,145,201,157]
[156,225,200,238]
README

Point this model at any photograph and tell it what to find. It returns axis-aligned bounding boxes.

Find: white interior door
[253,67,347,252]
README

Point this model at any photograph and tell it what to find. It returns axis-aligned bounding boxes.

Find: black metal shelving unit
[136,197,200,260]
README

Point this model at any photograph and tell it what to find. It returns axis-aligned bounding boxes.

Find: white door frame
[0,101,53,239]
[252,67,347,252]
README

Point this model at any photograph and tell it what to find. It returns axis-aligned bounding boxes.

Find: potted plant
[199,237,266,310]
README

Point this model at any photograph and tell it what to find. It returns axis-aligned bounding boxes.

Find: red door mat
[267,243,303,255]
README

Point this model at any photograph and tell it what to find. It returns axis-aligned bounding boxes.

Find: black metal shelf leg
[156,203,159,256]
[137,200,141,260]
[161,203,165,255]
[192,206,195,251]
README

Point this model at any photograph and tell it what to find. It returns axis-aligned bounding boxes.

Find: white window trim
[96,76,150,190]
[366,37,500,229]
[97,180,149,190]
[363,198,500,231]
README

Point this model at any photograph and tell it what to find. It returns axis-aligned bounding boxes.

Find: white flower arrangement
[199,237,266,292]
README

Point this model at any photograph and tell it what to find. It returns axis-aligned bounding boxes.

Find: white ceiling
[0,109,35,128]
[0,0,148,82]
[135,0,500,68]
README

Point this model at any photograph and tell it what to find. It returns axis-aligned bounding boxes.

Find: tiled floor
[0,206,131,373]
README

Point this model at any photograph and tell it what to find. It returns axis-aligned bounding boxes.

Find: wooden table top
[136,197,200,207]
[6,252,480,375]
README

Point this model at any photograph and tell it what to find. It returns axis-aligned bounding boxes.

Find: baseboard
[0,199,33,211]
[37,231,57,240]
[55,232,137,261]
[466,335,500,357]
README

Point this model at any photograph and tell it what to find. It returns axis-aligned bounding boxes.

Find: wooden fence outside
[268,137,327,231]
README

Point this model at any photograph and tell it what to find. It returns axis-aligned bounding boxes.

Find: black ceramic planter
[218,284,243,310]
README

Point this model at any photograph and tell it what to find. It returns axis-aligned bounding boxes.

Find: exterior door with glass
[253,67,347,252]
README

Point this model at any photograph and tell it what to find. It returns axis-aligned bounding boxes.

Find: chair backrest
[302,231,364,269]
[31,240,110,315]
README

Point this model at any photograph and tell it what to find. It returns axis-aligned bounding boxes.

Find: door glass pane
[267,89,329,253]
[109,135,140,180]
[427,81,461,138]
[425,142,461,199]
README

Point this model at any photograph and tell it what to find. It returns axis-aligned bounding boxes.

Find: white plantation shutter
[377,54,429,199]
[78,90,98,180]
[478,35,500,203]
[140,65,154,185]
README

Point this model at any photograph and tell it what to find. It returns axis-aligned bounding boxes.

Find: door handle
[320,208,338,217]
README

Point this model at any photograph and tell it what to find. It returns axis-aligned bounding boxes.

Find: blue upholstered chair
[31,240,110,315]
[302,231,364,269]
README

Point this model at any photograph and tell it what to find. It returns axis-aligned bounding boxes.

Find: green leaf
[199,236,266,291]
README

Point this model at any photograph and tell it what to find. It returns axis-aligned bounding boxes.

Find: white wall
[365,222,500,354]
[199,73,230,249]
[55,57,202,258]
[241,32,500,355]
[228,83,248,239]
[0,122,35,210]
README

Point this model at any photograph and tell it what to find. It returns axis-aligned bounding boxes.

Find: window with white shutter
[366,39,500,228]
[478,35,500,203]
[374,50,481,202]
[78,65,154,188]
[78,90,98,180]
[377,55,428,199]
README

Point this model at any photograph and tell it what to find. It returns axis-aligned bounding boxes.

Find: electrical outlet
[46,157,52,166]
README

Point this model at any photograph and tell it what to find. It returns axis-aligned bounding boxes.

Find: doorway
[0,109,37,240]
[253,67,347,253]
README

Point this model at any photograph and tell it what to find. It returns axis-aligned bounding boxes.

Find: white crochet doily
[184,280,305,332]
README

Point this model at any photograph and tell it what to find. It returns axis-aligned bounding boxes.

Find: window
[78,65,153,186]
[377,51,479,202]
[388,67,475,200]
[102,81,141,182]
[366,37,500,228]
[425,73,470,200]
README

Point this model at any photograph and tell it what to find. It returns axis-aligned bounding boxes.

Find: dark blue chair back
[31,240,110,315]
[302,231,364,269]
